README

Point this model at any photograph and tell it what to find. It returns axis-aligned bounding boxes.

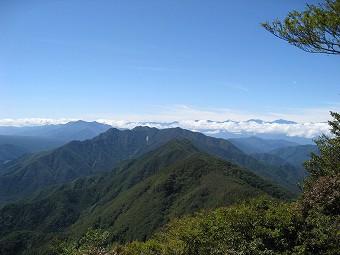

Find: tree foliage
[262,0,340,54]
[142,197,303,255]
[52,228,110,255]
[304,111,340,181]
[302,111,340,218]
[295,111,340,254]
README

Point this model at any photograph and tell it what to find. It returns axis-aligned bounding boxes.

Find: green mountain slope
[251,153,308,188]
[0,139,200,236]
[249,144,318,190]
[268,144,318,169]
[228,136,299,154]
[0,138,291,255]
[0,126,301,206]
[69,155,290,244]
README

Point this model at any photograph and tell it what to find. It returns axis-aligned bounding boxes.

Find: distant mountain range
[0,121,112,165]
[0,122,318,202]
[0,118,326,145]
[245,119,297,124]
[0,123,320,254]
[0,120,318,173]
[0,120,111,140]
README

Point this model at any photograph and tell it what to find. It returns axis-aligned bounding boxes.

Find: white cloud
[224,85,249,92]
[96,119,330,138]
[175,120,330,138]
[0,117,331,138]
[0,105,336,138]
[204,130,222,135]
[0,118,75,127]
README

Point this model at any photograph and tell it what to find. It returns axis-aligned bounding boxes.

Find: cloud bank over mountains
[100,119,329,139]
[0,118,330,139]
[0,118,73,127]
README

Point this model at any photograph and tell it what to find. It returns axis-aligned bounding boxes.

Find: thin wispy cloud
[224,84,249,92]
[31,38,80,47]
[129,66,186,72]
[31,38,138,55]
[265,107,340,123]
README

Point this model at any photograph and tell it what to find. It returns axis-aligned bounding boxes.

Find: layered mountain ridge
[0,126,308,206]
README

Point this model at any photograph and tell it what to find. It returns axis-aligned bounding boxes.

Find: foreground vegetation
[54,112,340,255]
[55,194,338,255]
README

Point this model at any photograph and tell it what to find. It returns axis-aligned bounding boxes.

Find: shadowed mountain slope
[0,144,28,165]
[0,135,67,154]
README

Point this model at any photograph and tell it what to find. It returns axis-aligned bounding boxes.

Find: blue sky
[1,0,339,123]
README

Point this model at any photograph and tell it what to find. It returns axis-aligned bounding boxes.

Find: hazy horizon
[0,117,330,139]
